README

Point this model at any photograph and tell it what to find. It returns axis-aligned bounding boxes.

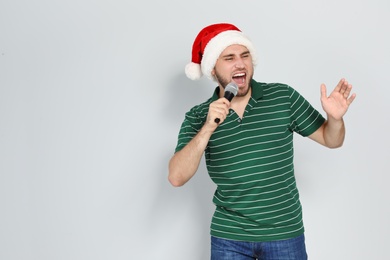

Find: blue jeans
[211,234,308,260]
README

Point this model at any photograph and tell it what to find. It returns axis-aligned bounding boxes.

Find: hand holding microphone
[214,82,238,124]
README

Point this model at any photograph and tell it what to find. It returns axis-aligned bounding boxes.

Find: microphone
[215,82,238,124]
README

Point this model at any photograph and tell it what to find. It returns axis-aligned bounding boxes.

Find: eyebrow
[221,51,250,58]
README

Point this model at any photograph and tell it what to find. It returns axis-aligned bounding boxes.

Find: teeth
[233,73,245,77]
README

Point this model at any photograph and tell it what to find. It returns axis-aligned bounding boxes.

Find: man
[168,23,356,259]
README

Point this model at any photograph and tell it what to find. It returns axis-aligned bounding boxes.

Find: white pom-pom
[185,62,202,80]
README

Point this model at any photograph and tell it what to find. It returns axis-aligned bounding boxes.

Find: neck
[230,87,251,119]
[232,87,251,104]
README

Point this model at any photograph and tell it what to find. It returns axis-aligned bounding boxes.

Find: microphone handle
[224,91,235,102]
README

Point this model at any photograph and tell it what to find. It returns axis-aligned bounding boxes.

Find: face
[212,44,254,97]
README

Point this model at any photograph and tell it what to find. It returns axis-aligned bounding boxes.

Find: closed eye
[223,54,235,61]
[241,51,250,58]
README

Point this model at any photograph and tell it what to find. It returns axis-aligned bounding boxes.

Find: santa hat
[185,23,257,81]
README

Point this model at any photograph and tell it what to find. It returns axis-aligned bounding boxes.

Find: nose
[234,58,245,68]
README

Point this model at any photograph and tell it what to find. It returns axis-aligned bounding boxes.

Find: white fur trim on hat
[201,30,257,81]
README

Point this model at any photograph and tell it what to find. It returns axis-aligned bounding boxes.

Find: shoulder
[187,97,212,116]
[253,80,294,99]
[252,80,291,91]
[183,96,214,128]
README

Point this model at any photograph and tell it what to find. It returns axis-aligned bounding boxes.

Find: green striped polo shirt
[174,79,325,242]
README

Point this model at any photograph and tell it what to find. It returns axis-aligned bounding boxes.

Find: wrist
[326,113,344,123]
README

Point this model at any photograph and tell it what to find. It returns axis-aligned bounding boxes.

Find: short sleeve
[174,107,206,153]
[288,86,325,137]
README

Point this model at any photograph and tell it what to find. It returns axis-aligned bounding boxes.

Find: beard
[214,70,252,97]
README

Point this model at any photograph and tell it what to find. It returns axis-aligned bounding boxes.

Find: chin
[237,86,250,97]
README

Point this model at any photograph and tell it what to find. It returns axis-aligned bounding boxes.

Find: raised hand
[320,78,356,120]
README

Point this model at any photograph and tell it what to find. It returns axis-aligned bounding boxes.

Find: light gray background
[1,0,389,259]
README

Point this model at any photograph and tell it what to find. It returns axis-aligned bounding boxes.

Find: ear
[211,69,218,81]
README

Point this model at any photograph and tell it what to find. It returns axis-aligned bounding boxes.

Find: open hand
[321,78,356,120]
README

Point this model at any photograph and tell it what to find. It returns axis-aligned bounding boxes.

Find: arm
[168,124,213,187]
[309,118,345,148]
[309,78,356,148]
[168,98,230,187]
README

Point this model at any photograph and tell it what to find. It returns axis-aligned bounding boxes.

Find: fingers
[334,78,346,93]
[329,78,356,106]
[338,79,356,103]
[347,92,357,106]
[209,98,230,124]
[339,79,350,95]
[321,78,356,103]
[330,78,356,100]
[342,83,352,98]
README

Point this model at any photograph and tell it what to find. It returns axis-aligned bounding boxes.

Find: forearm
[168,125,214,187]
[323,116,345,148]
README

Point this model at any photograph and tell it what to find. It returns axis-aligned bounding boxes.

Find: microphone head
[225,82,238,96]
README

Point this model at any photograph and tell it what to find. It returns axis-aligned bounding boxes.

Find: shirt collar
[250,79,263,100]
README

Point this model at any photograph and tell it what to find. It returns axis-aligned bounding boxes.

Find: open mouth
[232,72,246,85]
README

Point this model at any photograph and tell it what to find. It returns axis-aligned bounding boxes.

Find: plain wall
[1,0,389,259]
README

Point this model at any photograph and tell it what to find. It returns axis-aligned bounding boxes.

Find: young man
[168,23,356,259]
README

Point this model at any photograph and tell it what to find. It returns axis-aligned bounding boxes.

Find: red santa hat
[185,23,257,81]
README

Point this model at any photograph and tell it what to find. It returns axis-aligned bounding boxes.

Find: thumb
[320,83,327,100]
